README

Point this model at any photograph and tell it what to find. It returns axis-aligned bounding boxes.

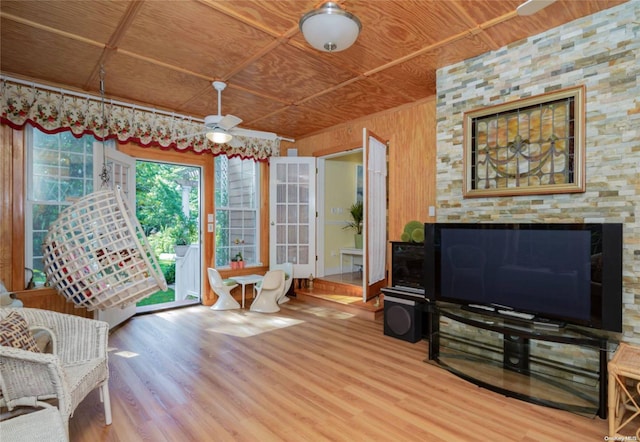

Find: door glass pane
[287,226,298,244]
[300,184,309,203]
[299,164,309,179]
[299,225,309,244]
[287,164,298,183]
[288,245,298,264]
[287,205,297,223]
[277,204,286,223]
[287,184,298,203]
[276,163,286,182]
[277,183,286,203]
[299,246,309,265]
[299,205,309,223]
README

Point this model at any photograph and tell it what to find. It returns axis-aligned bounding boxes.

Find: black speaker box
[503,334,530,372]
[384,297,424,343]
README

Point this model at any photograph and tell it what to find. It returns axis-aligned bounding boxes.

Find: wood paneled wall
[283,96,437,243]
[1,125,24,290]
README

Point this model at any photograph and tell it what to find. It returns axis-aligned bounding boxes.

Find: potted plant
[173,237,189,257]
[235,252,245,269]
[173,213,197,257]
[343,201,364,248]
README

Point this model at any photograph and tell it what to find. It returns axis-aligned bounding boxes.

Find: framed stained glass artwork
[463,86,585,198]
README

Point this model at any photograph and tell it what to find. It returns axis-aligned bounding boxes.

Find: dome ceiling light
[299,2,362,53]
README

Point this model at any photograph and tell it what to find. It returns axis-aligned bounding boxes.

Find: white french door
[362,129,388,301]
[269,157,316,280]
[93,142,137,328]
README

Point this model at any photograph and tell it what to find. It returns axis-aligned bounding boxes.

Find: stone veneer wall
[435,2,639,345]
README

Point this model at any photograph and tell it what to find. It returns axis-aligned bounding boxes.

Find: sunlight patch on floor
[112,350,139,358]
[282,303,355,320]
[206,310,305,338]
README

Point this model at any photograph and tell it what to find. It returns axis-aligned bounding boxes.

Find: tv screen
[424,223,623,332]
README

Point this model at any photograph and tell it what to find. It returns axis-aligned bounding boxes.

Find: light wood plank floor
[69,300,610,441]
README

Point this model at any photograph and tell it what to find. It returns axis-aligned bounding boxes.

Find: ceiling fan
[516,0,556,16]
[186,81,280,144]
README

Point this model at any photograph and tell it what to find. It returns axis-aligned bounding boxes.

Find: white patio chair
[254,262,293,304]
[208,268,240,310]
[271,262,293,304]
[250,270,285,313]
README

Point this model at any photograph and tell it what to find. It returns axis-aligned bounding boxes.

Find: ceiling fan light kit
[206,128,233,144]
[299,2,362,52]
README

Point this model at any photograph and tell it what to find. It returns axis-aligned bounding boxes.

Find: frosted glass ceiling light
[299,2,362,53]
[206,128,232,144]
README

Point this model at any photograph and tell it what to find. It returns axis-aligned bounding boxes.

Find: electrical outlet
[207,223,214,232]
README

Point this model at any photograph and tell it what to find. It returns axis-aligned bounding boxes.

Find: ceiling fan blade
[204,114,223,127]
[230,127,279,141]
[517,0,556,16]
[218,114,242,130]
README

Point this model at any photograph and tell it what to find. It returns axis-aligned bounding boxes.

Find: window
[25,127,96,285]
[214,156,259,267]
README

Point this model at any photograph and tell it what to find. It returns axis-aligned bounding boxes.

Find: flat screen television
[424,223,623,332]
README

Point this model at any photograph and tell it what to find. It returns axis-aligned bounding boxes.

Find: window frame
[24,127,100,285]
[214,155,261,268]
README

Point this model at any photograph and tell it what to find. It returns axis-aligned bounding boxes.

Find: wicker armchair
[0,308,111,431]
[0,401,68,442]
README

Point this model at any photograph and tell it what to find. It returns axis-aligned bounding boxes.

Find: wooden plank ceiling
[0,0,627,140]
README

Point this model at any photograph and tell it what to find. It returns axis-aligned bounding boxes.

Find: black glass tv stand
[428,302,609,418]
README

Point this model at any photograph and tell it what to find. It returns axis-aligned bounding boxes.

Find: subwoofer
[383,296,424,343]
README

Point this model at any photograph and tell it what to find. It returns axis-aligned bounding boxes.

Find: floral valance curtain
[0,77,279,161]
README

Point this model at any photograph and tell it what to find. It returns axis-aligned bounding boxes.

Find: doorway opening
[134,161,202,313]
[317,149,363,287]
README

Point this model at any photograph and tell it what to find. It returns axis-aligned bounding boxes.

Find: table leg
[609,370,616,437]
[241,284,246,308]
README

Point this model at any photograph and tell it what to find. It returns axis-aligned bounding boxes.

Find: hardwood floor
[69,300,610,441]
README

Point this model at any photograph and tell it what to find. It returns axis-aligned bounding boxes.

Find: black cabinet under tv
[428,302,609,419]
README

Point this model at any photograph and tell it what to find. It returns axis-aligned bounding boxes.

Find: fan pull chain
[98,65,111,189]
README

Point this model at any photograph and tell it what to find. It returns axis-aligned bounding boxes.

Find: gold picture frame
[463,86,585,198]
